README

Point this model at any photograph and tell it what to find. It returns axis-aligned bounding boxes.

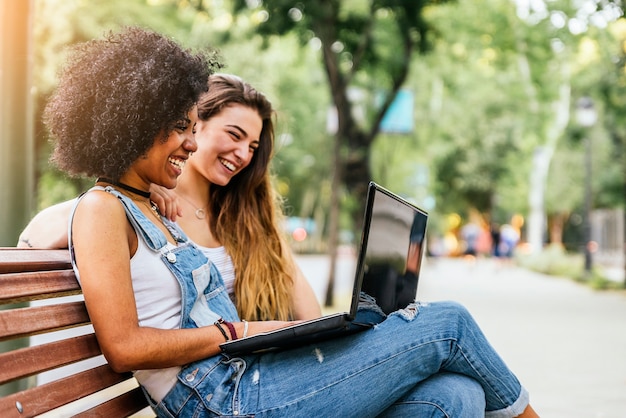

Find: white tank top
[198,245,235,296]
[131,238,182,403]
[134,243,236,403]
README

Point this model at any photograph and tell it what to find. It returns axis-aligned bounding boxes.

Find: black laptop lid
[218,182,428,356]
[353,183,428,316]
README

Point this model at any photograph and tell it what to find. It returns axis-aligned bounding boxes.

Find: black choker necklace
[97,177,151,199]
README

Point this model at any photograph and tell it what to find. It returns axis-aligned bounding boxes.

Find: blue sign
[380,89,414,134]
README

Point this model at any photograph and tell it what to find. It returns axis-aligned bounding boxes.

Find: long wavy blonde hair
[199,74,294,321]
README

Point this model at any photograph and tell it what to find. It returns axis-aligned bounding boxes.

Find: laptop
[219,181,428,355]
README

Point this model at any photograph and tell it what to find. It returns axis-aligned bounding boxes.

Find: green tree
[411,0,622,255]
[596,19,626,285]
[30,0,206,212]
[230,0,454,217]
[226,0,453,305]
[407,0,549,229]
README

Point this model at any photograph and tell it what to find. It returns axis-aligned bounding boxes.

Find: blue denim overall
[70,187,529,418]
[69,187,245,415]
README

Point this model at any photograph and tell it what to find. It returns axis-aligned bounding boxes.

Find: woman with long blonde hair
[164,73,316,322]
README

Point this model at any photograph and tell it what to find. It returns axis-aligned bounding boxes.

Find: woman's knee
[378,372,486,418]
[404,300,474,331]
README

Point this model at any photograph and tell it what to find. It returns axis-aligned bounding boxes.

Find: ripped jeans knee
[389,301,423,321]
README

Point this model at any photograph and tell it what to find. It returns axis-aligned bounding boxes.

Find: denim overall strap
[69,186,238,324]
[99,187,240,326]
[68,186,171,281]
[102,186,171,250]
[69,185,245,416]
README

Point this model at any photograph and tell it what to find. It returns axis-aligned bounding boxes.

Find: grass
[516,244,625,291]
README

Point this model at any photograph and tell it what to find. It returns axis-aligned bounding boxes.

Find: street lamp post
[576,97,597,279]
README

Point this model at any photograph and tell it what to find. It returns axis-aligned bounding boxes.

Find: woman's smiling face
[189,104,262,186]
[130,106,198,190]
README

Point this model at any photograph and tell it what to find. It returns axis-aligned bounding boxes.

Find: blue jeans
[377,372,486,417]
[150,301,528,417]
[149,371,484,418]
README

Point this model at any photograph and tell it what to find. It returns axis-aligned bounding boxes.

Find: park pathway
[295,254,626,418]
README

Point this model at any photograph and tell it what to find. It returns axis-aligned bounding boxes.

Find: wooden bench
[0,248,153,417]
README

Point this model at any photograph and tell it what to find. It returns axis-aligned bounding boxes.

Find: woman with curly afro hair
[47,26,218,180]
[43,27,539,418]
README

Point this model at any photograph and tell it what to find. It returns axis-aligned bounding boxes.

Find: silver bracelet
[242,320,249,338]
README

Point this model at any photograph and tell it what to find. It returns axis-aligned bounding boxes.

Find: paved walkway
[295,254,626,418]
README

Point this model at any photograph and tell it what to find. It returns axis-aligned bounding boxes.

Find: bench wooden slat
[0,269,81,304]
[0,248,152,417]
[0,333,101,385]
[0,249,71,273]
[0,364,134,418]
[0,301,90,342]
[74,386,149,418]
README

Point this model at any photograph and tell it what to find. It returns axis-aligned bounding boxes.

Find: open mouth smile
[169,157,186,170]
[219,158,236,172]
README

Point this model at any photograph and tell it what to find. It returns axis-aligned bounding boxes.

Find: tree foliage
[31,0,200,208]
[28,0,625,262]
[406,0,624,250]
[229,0,454,228]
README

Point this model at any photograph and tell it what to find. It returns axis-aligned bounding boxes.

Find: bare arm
[17,199,76,248]
[16,186,180,249]
[73,191,291,372]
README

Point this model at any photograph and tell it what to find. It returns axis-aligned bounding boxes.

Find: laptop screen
[353,183,428,316]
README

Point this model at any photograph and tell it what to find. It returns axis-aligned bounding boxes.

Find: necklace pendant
[195,208,206,219]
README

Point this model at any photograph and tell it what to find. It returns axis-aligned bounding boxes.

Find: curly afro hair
[47,26,220,180]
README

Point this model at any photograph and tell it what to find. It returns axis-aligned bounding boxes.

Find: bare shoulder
[71,190,136,249]
[73,190,127,228]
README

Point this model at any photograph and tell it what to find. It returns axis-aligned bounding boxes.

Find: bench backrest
[0,248,152,417]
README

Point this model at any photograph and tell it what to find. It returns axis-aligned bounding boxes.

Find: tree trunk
[527,147,549,252]
[343,139,372,232]
[324,127,342,307]
[622,136,626,288]
[548,212,566,246]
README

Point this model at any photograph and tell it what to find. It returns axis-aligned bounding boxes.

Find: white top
[198,245,236,296]
[133,243,237,403]
[131,239,182,403]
